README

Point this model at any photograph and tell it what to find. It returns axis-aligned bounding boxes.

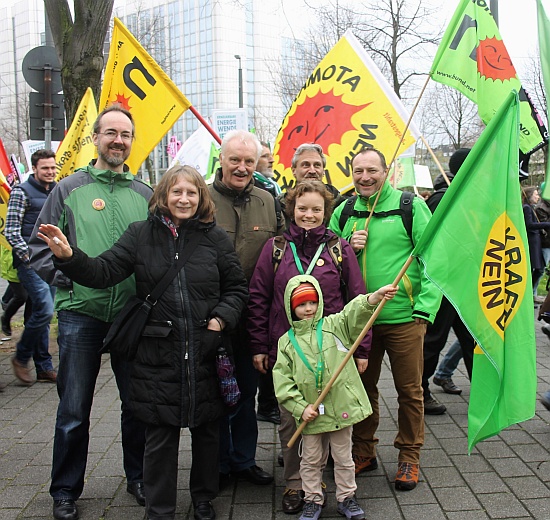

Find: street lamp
[234,54,243,108]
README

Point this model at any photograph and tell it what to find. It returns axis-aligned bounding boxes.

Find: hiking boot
[395,461,419,491]
[299,501,322,520]
[37,370,57,383]
[336,495,365,520]
[542,324,550,339]
[424,395,446,415]
[433,377,462,395]
[541,391,550,411]
[352,453,378,475]
[1,314,11,336]
[11,357,34,385]
[282,488,304,514]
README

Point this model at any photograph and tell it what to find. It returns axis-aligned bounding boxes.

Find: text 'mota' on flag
[273,29,419,194]
[55,88,98,181]
[99,18,191,173]
[412,91,536,453]
[430,0,546,155]
[537,0,550,200]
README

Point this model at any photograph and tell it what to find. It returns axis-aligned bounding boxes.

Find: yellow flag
[55,88,98,181]
[0,201,9,250]
[99,18,191,173]
[273,30,419,193]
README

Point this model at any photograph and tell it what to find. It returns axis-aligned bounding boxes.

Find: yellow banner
[273,30,419,193]
[99,18,191,173]
[55,88,98,181]
[0,201,10,250]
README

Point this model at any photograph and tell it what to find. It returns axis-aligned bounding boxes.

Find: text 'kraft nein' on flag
[99,18,191,173]
[411,91,537,453]
[430,0,546,155]
[273,29,419,194]
[55,88,98,181]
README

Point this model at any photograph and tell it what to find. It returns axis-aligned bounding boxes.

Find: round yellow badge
[92,199,105,211]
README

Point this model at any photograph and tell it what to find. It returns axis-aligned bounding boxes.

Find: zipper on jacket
[69,290,73,303]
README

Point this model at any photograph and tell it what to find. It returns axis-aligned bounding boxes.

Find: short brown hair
[93,104,135,138]
[285,181,334,224]
[31,149,55,166]
[149,166,215,223]
[351,146,387,171]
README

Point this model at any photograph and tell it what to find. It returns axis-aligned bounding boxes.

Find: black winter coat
[53,214,249,428]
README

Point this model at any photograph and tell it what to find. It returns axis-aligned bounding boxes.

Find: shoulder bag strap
[147,231,206,305]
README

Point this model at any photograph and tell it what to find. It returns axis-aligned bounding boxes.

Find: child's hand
[302,404,319,422]
[367,284,398,305]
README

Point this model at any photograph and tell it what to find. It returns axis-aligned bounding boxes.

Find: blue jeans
[50,310,146,500]
[15,264,55,372]
[219,333,259,473]
[434,340,463,380]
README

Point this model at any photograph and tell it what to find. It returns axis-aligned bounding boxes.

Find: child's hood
[284,274,325,327]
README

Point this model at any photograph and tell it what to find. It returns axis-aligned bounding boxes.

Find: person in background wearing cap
[421,148,476,415]
[274,275,396,520]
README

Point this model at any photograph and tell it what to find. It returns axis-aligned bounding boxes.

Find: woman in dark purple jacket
[247,181,370,514]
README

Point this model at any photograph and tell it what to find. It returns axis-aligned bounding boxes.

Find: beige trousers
[300,426,356,503]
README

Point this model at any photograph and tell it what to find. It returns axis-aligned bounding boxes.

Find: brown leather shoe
[37,370,57,383]
[282,488,304,514]
[11,357,34,385]
[352,454,378,475]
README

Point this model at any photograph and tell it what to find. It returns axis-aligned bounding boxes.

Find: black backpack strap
[272,236,287,274]
[338,195,358,231]
[399,191,414,244]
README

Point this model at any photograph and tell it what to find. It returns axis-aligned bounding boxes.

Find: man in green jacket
[29,105,153,520]
[329,147,441,491]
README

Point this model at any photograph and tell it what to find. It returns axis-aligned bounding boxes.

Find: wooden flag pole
[419,135,452,186]
[287,255,415,448]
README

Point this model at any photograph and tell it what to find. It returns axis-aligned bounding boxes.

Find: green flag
[430,0,545,155]
[205,142,220,181]
[411,91,537,453]
[537,0,550,201]
[389,156,416,188]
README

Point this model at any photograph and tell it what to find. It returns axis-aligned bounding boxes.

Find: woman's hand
[367,284,398,305]
[301,404,319,423]
[355,358,368,374]
[253,354,269,374]
[207,317,224,332]
[37,224,73,259]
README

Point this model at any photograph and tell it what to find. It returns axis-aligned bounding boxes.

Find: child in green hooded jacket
[273,274,396,520]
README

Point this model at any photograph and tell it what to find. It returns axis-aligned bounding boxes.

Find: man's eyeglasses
[97,131,133,141]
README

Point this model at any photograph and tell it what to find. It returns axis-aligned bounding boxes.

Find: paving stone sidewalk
[0,314,549,520]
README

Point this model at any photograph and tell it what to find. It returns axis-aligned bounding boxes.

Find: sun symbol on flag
[277,90,371,169]
[476,37,517,82]
[111,93,132,111]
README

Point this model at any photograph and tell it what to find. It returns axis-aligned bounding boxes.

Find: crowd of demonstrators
[38,166,248,520]
[330,147,441,491]
[247,180,370,514]
[29,105,152,520]
[421,148,475,416]
[208,129,280,495]
[522,186,550,304]
[6,149,57,385]
[5,125,548,520]
[273,275,396,520]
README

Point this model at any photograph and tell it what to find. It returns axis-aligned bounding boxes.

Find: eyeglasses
[97,130,133,141]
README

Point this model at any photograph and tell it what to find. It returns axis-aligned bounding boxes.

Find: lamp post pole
[234,54,243,108]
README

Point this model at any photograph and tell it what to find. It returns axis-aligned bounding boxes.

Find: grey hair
[221,130,262,160]
[291,143,326,169]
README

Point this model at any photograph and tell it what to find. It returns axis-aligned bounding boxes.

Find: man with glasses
[29,105,153,520]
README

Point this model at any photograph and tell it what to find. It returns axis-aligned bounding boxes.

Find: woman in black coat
[39,166,248,520]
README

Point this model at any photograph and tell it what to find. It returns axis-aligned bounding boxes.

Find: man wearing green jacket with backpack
[329,147,441,491]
